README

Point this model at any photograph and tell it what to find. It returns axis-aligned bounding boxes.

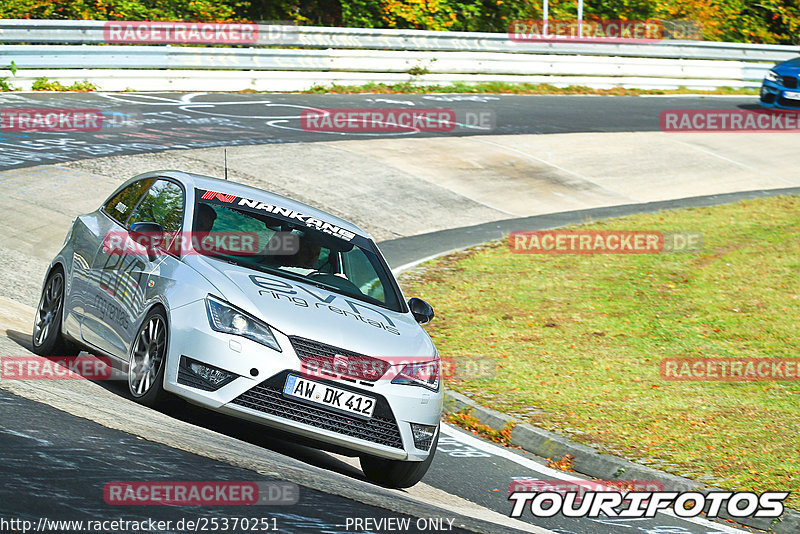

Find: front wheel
[360,431,438,488]
[128,308,169,407]
[32,269,70,355]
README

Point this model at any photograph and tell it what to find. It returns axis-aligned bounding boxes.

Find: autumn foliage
[1,0,798,44]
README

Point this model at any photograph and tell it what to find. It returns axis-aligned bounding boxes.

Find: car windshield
[192,198,403,312]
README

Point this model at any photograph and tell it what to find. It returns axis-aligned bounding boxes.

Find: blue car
[760,57,800,109]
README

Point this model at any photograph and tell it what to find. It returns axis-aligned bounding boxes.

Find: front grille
[777,96,800,109]
[230,371,404,449]
[289,336,390,383]
[782,76,798,89]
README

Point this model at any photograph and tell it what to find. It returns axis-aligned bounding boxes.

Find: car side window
[103,179,155,226]
[128,179,185,234]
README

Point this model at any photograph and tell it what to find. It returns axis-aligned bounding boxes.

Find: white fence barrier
[1,19,798,61]
[1,19,796,91]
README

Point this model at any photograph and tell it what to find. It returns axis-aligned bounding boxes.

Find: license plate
[783,91,800,100]
[283,375,375,418]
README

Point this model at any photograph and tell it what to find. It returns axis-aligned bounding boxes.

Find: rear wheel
[32,269,70,355]
[128,308,169,407]
[360,431,438,488]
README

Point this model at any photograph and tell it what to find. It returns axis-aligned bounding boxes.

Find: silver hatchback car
[32,170,442,488]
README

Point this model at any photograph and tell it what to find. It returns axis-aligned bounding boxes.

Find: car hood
[775,57,800,74]
[186,255,435,358]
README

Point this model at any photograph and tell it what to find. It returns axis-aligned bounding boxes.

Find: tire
[360,430,438,488]
[32,268,70,355]
[128,307,169,407]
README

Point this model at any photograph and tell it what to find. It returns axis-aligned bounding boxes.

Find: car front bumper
[760,80,800,109]
[163,299,442,461]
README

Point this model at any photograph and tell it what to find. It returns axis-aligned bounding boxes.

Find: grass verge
[304,81,759,96]
[401,195,800,506]
[0,79,759,95]
[30,77,97,92]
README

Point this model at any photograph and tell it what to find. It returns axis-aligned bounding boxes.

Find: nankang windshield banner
[196,189,372,250]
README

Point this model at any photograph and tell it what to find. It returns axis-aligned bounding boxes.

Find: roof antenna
[223,148,229,180]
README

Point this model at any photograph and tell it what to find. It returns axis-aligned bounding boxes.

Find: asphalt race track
[0,390,461,534]
[0,92,761,170]
[0,91,780,534]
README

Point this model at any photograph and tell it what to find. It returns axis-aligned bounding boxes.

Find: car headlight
[765,70,780,83]
[391,360,440,391]
[205,296,281,352]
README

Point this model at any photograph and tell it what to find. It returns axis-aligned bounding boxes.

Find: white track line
[441,424,752,534]
[639,95,754,99]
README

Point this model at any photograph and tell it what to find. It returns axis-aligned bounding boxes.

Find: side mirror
[129,221,164,262]
[408,297,435,325]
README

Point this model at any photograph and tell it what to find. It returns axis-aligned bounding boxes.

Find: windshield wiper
[205,254,240,266]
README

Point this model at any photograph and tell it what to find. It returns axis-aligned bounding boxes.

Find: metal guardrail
[0,19,798,62]
[0,68,766,92]
[0,45,771,83]
[0,19,792,91]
